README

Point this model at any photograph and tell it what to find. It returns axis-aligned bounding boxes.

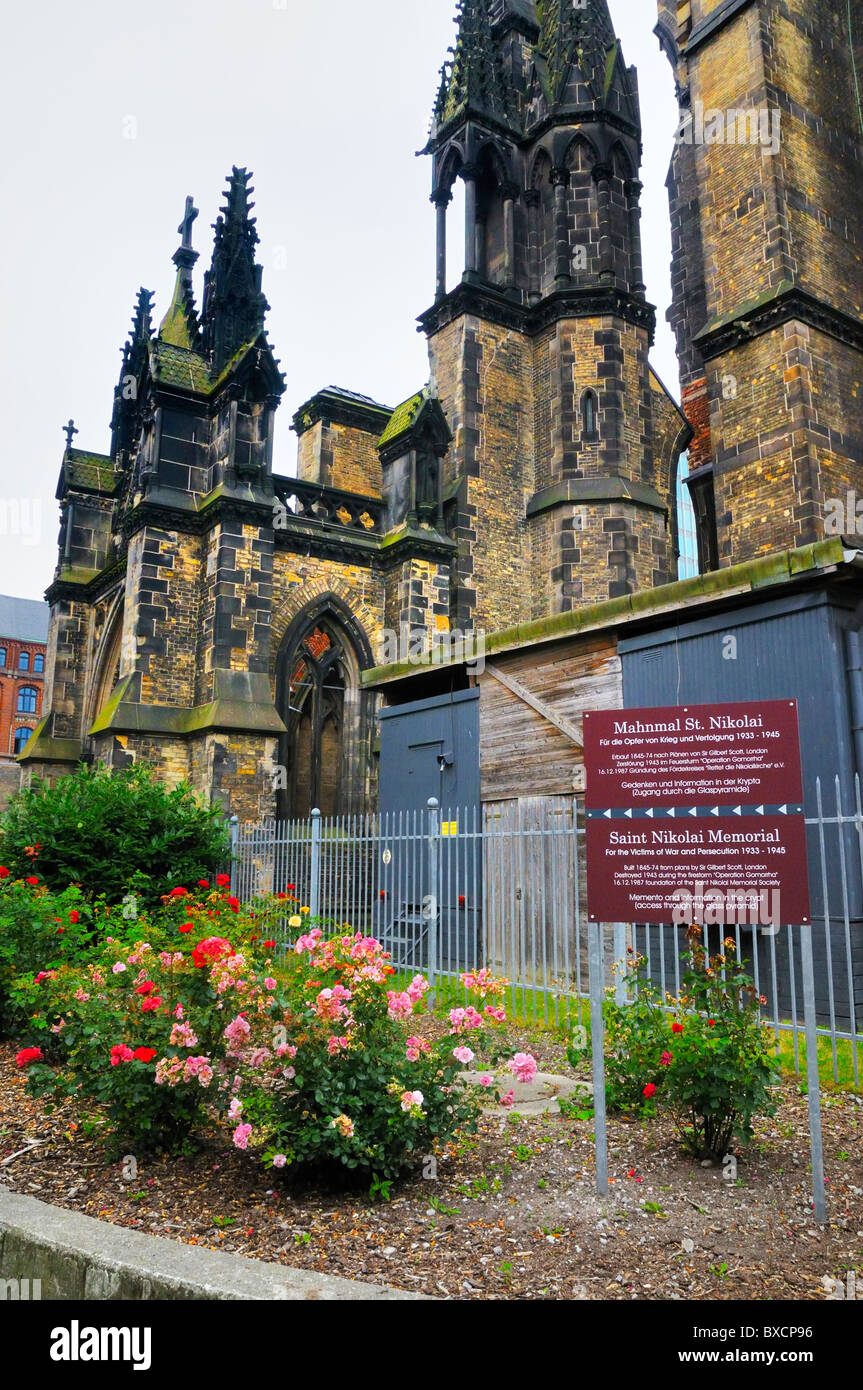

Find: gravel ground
[1,1037,861,1301]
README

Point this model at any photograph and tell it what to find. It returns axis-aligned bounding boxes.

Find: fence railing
[229,780,863,1081]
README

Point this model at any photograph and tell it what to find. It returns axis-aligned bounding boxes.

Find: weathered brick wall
[124,529,201,709]
[195,517,274,698]
[295,419,383,498]
[659,0,863,564]
[271,553,386,669]
[45,599,92,741]
[709,322,863,560]
[0,760,21,812]
[429,314,535,634]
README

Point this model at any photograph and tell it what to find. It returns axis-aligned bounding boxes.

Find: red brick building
[0,596,50,804]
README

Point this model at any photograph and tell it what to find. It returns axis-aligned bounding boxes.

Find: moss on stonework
[362,538,849,687]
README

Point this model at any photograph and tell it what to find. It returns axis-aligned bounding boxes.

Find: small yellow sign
[441,821,458,838]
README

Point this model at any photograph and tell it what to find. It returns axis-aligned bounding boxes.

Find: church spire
[432,0,518,136]
[201,167,269,373]
[111,286,153,461]
[158,196,201,351]
[534,0,618,109]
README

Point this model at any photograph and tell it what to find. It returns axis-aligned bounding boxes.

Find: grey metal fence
[229,779,863,1078]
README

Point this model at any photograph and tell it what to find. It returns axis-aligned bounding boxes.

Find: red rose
[141,997,162,1013]
[216,874,231,888]
[34,972,50,985]
[672,1022,684,1034]
[135,982,156,995]
[16,1047,43,1068]
[133,1047,157,1063]
[179,923,194,934]
[285,883,296,892]
[25,876,39,887]
[263,940,276,949]
[643,1083,657,1098]
[56,927,65,935]
[226,896,240,912]
[169,886,189,898]
[0,867,10,879]
[276,893,287,900]
[458,895,466,907]
[707,1020,716,1027]
[379,890,387,899]
[69,911,80,924]
[192,936,235,969]
[197,880,210,889]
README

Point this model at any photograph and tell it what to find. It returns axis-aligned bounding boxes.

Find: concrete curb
[0,1187,429,1300]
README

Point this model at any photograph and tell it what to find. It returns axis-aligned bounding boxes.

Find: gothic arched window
[276,602,373,820]
[676,453,700,580]
[582,389,599,441]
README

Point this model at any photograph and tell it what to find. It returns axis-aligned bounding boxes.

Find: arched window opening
[17,686,38,715]
[0,649,6,668]
[14,727,34,755]
[276,605,373,821]
[676,453,700,580]
[19,651,30,671]
[474,147,506,286]
[582,389,599,441]
[90,605,124,726]
[33,653,44,673]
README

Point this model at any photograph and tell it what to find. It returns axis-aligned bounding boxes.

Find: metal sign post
[588,920,609,1197]
[800,923,827,1223]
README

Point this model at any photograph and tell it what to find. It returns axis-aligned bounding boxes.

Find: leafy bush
[0,765,229,909]
[231,941,520,1182]
[599,955,672,1114]
[599,930,779,1159]
[19,888,534,1179]
[0,873,98,1038]
[664,928,780,1159]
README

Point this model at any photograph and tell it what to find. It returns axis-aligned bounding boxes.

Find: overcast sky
[0,0,679,602]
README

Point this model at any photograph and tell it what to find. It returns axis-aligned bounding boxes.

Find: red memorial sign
[583,700,811,928]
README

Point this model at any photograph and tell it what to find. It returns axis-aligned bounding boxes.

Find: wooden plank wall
[478,632,621,802]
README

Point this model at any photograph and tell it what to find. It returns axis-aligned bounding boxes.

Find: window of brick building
[13,727,33,755]
[33,653,44,673]
[19,651,30,671]
[17,686,38,714]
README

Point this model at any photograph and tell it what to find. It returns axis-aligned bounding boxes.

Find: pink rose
[507,1052,538,1085]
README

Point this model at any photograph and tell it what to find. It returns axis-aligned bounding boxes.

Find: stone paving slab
[459,1070,591,1117]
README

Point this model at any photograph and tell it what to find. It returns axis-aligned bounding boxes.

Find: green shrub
[0,765,229,909]
[0,876,95,1038]
[598,963,672,1114]
[664,928,780,1159]
[598,930,780,1159]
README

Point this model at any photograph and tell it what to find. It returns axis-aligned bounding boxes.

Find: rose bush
[0,870,94,1038]
[221,932,520,1182]
[18,889,535,1183]
[599,929,779,1158]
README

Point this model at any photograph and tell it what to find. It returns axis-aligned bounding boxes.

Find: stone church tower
[656,0,863,570]
[423,0,691,627]
[23,1,693,821]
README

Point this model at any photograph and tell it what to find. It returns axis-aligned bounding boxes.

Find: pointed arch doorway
[275,596,375,820]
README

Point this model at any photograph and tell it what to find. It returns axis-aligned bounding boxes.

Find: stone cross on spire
[178,196,198,251]
[63,418,78,452]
